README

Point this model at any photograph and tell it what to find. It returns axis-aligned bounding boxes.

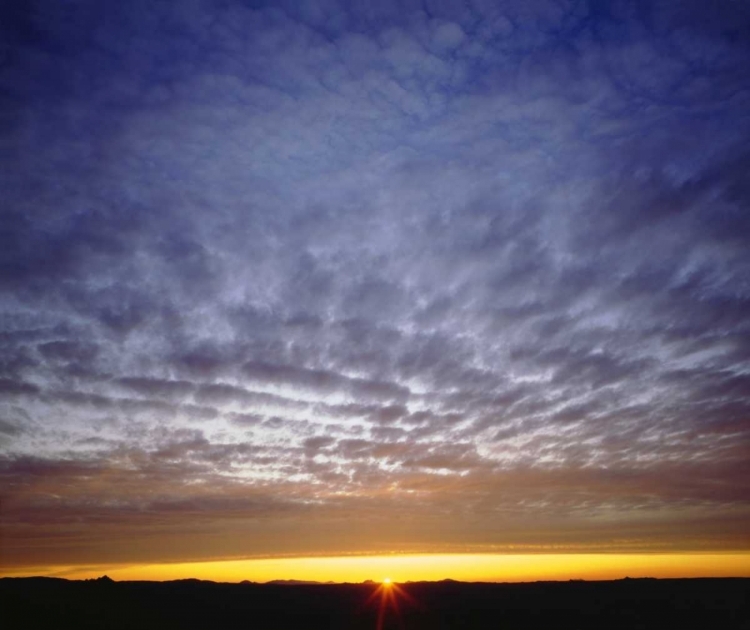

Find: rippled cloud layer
[2,0,749,567]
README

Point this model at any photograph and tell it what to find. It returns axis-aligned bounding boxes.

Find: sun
[382,577,392,585]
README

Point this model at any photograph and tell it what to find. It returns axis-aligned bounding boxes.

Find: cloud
[1,0,749,565]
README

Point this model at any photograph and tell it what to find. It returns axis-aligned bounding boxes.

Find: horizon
[2,0,749,582]
[5,552,750,584]
[5,566,748,629]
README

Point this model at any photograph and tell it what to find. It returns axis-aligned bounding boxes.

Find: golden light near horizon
[8,552,750,583]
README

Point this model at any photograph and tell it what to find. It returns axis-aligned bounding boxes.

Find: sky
[1,0,750,582]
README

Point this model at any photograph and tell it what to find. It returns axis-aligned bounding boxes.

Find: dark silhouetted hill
[1,576,748,629]
[266,580,322,586]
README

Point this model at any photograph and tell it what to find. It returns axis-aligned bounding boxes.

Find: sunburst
[366,578,419,630]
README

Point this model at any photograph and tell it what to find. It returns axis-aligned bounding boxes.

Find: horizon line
[4,551,750,584]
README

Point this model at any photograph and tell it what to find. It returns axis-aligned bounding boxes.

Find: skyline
[2,0,750,581]
[5,553,750,584]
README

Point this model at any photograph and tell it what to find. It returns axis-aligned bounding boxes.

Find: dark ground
[1,576,749,629]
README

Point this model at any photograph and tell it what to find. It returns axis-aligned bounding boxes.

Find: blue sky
[1,0,749,568]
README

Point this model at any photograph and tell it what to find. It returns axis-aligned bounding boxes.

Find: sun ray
[366,578,420,630]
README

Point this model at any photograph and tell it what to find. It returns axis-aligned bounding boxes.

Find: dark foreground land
[2,576,749,629]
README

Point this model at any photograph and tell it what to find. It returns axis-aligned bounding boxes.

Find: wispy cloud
[1,0,749,567]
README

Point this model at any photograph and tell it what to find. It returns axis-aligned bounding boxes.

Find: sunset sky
[1,0,749,582]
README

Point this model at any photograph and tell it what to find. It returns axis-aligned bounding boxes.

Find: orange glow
[4,552,750,583]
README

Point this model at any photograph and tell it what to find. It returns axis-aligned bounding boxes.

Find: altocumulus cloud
[1,0,750,567]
